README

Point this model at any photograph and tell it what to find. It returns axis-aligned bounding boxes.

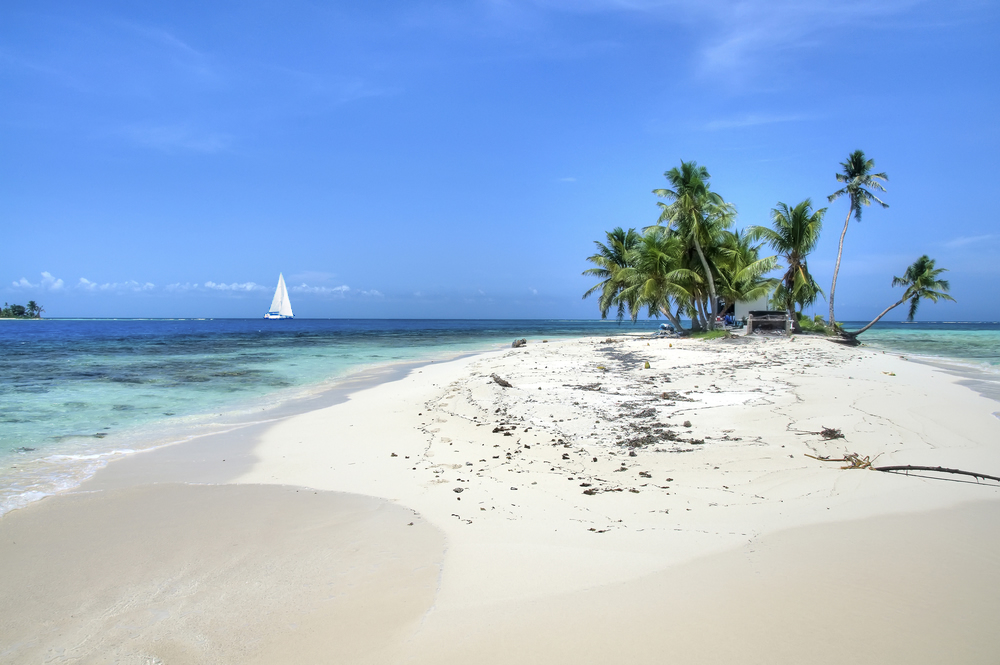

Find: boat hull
[263,313,293,320]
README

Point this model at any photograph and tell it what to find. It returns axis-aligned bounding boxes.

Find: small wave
[45,449,137,462]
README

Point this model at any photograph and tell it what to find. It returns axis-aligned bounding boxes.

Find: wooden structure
[746,310,791,334]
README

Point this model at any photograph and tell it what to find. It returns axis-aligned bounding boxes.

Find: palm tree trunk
[692,298,706,331]
[828,206,852,329]
[849,296,907,337]
[784,277,800,333]
[692,236,717,330]
[660,306,685,333]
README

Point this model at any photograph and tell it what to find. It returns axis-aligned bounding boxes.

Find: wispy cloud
[359,289,384,298]
[121,123,232,153]
[165,282,199,292]
[703,113,808,131]
[290,283,350,295]
[114,20,217,82]
[945,234,994,249]
[524,0,929,84]
[12,272,65,291]
[119,23,205,59]
[78,277,154,292]
[203,281,266,292]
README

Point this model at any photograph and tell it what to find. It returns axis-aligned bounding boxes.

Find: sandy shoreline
[2,333,999,662]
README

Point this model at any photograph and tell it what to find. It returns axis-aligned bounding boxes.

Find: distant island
[1,301,44,319]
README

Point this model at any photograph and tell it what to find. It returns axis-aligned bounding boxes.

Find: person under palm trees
[827,150,889,331]
[846,255,955,338]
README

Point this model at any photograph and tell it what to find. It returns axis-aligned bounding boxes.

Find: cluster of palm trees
[1,300,44,319]
[584,153,954,336]
[583,161,777,332]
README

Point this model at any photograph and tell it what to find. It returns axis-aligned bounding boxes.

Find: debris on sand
[491,373,513,388]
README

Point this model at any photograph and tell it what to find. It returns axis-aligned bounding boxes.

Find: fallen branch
[874,465,1000,484]
[805,452,878,469]
[806,454,1000,483]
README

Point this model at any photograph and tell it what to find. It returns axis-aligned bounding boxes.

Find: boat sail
[264,273,294,319]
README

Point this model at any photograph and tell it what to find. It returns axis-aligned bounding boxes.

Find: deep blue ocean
[1,318,997,514]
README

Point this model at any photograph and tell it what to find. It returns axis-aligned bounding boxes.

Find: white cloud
[290,283,350,295]
[529,287,538,295]
[12,271,64,291]
[359,289,384,298]
[78,277,154,292]
[204,281,266,292]
[165,282,199,292]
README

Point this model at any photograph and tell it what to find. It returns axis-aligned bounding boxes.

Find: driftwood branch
[806,454,1000,484]
[805,453,877,469]
[874,465,1000,484]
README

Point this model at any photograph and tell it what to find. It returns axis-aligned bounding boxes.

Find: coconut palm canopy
[651,161,735,330]
[747,200,825,324]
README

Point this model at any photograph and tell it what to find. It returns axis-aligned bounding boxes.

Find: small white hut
[734,294,769,322]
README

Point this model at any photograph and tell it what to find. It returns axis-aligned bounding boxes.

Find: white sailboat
[264,273,294,319]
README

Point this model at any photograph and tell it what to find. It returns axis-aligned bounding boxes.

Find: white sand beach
[3,333,1000,663]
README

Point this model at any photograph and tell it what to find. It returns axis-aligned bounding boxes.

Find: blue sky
[2,0,998,320]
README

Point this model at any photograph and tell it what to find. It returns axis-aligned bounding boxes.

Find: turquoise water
[0,318,663,514]
[850,321,1000,403]
[850,321,1000,368]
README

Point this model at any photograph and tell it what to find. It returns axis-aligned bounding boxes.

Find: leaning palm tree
[827,150,888,330]
[653,161,731,330]
[847,255,955,338]
[582,227,641,321]
[747,199,825,329]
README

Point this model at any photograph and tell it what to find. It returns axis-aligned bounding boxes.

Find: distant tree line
[583,151,954,339]
[1,301,44,318]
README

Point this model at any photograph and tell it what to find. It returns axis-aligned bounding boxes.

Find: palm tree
[582,227,641,322]
[827,150,888,330]
[653,161,732,330]
[747,200,825,328]
[847,256,955,337]
[625,226,696,331]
